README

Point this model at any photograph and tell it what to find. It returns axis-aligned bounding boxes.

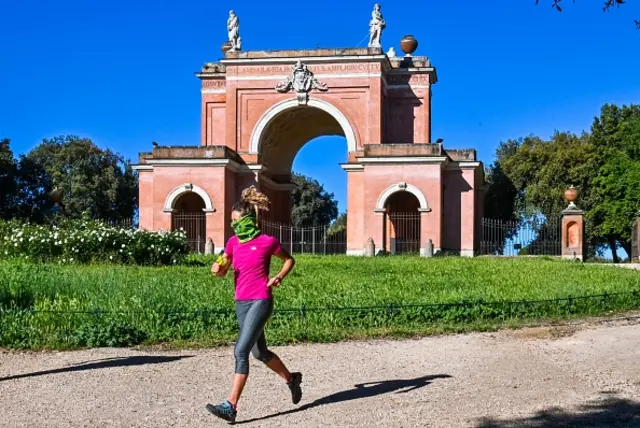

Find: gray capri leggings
[234,298,275,374]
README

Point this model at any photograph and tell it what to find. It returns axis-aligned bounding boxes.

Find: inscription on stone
[202,80,225,89]
[236,63,373,75]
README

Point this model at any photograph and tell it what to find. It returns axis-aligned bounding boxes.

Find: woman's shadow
[236,374,451,424]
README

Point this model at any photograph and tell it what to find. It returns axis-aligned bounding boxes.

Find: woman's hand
[267,276,283,288]
[211,262,227,277]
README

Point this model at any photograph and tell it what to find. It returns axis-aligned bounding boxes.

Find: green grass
[1,256,639,349]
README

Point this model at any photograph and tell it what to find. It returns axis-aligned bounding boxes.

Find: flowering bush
[0,219,189,266]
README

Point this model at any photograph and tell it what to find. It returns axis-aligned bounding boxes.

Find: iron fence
[387,212,421,254]
[105,218,137,229]
[172,213,206,253]
[260,220,346,255]
[479,216,561,257]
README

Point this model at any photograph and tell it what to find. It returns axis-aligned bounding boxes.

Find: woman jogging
[206,186,302,423]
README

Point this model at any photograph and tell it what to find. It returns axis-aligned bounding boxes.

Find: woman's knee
[251,347,274,364]
[234,347,251,374]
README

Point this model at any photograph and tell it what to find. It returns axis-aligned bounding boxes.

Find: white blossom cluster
[0,220,189,265]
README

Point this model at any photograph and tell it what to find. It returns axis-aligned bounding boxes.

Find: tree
[328,212,347,236]
[589,104,640,260]
[290,173,339,227]
[537,0,640,30]
[487,104,640,261]
[0,138,18,219]
[16,136,138,222]
[489,131,605,256]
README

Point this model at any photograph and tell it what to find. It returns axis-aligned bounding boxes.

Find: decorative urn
[564,185,578,204]
[400,35,418,56]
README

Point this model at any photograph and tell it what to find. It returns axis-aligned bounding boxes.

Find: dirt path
[2,321,640,428]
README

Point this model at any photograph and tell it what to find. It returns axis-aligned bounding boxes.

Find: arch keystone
[163,183,215,213]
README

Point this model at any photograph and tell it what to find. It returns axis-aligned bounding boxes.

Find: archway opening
[384,192,421,255]
[171,192,206,252]
[256,104,349,254]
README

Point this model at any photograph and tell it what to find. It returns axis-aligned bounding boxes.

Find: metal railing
[479,217,561,257]
[172,213,206,253]
[260,220,346,255]
[387,212,421,254]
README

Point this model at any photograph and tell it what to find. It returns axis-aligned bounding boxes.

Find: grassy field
[1,256,639,349]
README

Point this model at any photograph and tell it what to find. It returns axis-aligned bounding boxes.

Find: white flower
[109,255,113,260]
[121,244,126,248]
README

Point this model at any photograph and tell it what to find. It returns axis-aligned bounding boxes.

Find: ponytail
[233,186,270,222]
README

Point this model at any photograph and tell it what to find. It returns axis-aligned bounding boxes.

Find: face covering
[231,214,261,243]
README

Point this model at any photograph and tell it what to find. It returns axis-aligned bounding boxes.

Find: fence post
[423,239,434,257]
[632,212,639,262]
[312,225,316,255]
[324,226,327,255]
[365,238,375,257]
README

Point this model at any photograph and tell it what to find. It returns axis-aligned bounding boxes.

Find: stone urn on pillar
[564,185,579,210]
[561,185,585,261]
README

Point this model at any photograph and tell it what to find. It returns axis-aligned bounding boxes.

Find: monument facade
[134,6,485,256]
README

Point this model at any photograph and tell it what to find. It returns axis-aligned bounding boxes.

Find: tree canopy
[0,139,18,220]
[486,103,640,261]
[1,136,138,223]
[290,173,339,227]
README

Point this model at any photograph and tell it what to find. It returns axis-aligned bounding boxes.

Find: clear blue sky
[2,0,640,216]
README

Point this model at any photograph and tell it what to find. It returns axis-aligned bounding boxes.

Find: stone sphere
[564,185,578,203]
[400,35,418,55]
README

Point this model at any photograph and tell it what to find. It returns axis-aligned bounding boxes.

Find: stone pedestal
[632,214,639,262]
[561,204,585,261]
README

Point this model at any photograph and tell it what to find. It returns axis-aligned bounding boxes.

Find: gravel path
[2,321,640,428]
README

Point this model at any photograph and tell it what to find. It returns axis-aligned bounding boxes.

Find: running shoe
[288,372,303,404]
[206,400,237,423]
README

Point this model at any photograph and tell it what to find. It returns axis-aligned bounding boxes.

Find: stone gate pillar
[561,186,585,261]
[632,211,639,262]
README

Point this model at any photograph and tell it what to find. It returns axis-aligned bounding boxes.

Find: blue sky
[2,0,640,216]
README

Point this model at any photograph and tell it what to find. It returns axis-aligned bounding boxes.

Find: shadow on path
[476,394,640,428]
[0,355,194,382]
[236,374,452,425]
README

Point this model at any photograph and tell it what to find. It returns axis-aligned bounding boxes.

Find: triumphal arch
[134,6,484,256]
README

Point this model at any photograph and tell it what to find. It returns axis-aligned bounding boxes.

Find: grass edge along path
[1,256,639,350]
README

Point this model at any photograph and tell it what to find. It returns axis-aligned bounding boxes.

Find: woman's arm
[211,252,232,277]
[267,248,295,287]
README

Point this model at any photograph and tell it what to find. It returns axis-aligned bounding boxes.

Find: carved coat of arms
[275,61,328,105]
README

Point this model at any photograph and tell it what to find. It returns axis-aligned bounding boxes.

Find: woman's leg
[228,300,273,406]
[250,313,303,404]
[251,329,291,382]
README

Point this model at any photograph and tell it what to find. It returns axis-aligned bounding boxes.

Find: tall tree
[589,104,640,259]
[17,136,138,222]
[290,173,339,227]
[489,131,605,255]
[0,138,18,219]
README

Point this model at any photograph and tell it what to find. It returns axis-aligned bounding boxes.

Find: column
[632,211,639,262]
[561,203,586,261]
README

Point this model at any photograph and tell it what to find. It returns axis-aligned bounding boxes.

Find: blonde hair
[234,186,270,220]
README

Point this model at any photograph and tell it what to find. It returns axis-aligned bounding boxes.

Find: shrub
[0,218,188,266]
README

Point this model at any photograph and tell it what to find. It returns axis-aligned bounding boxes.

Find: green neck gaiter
[231,214,261,243]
